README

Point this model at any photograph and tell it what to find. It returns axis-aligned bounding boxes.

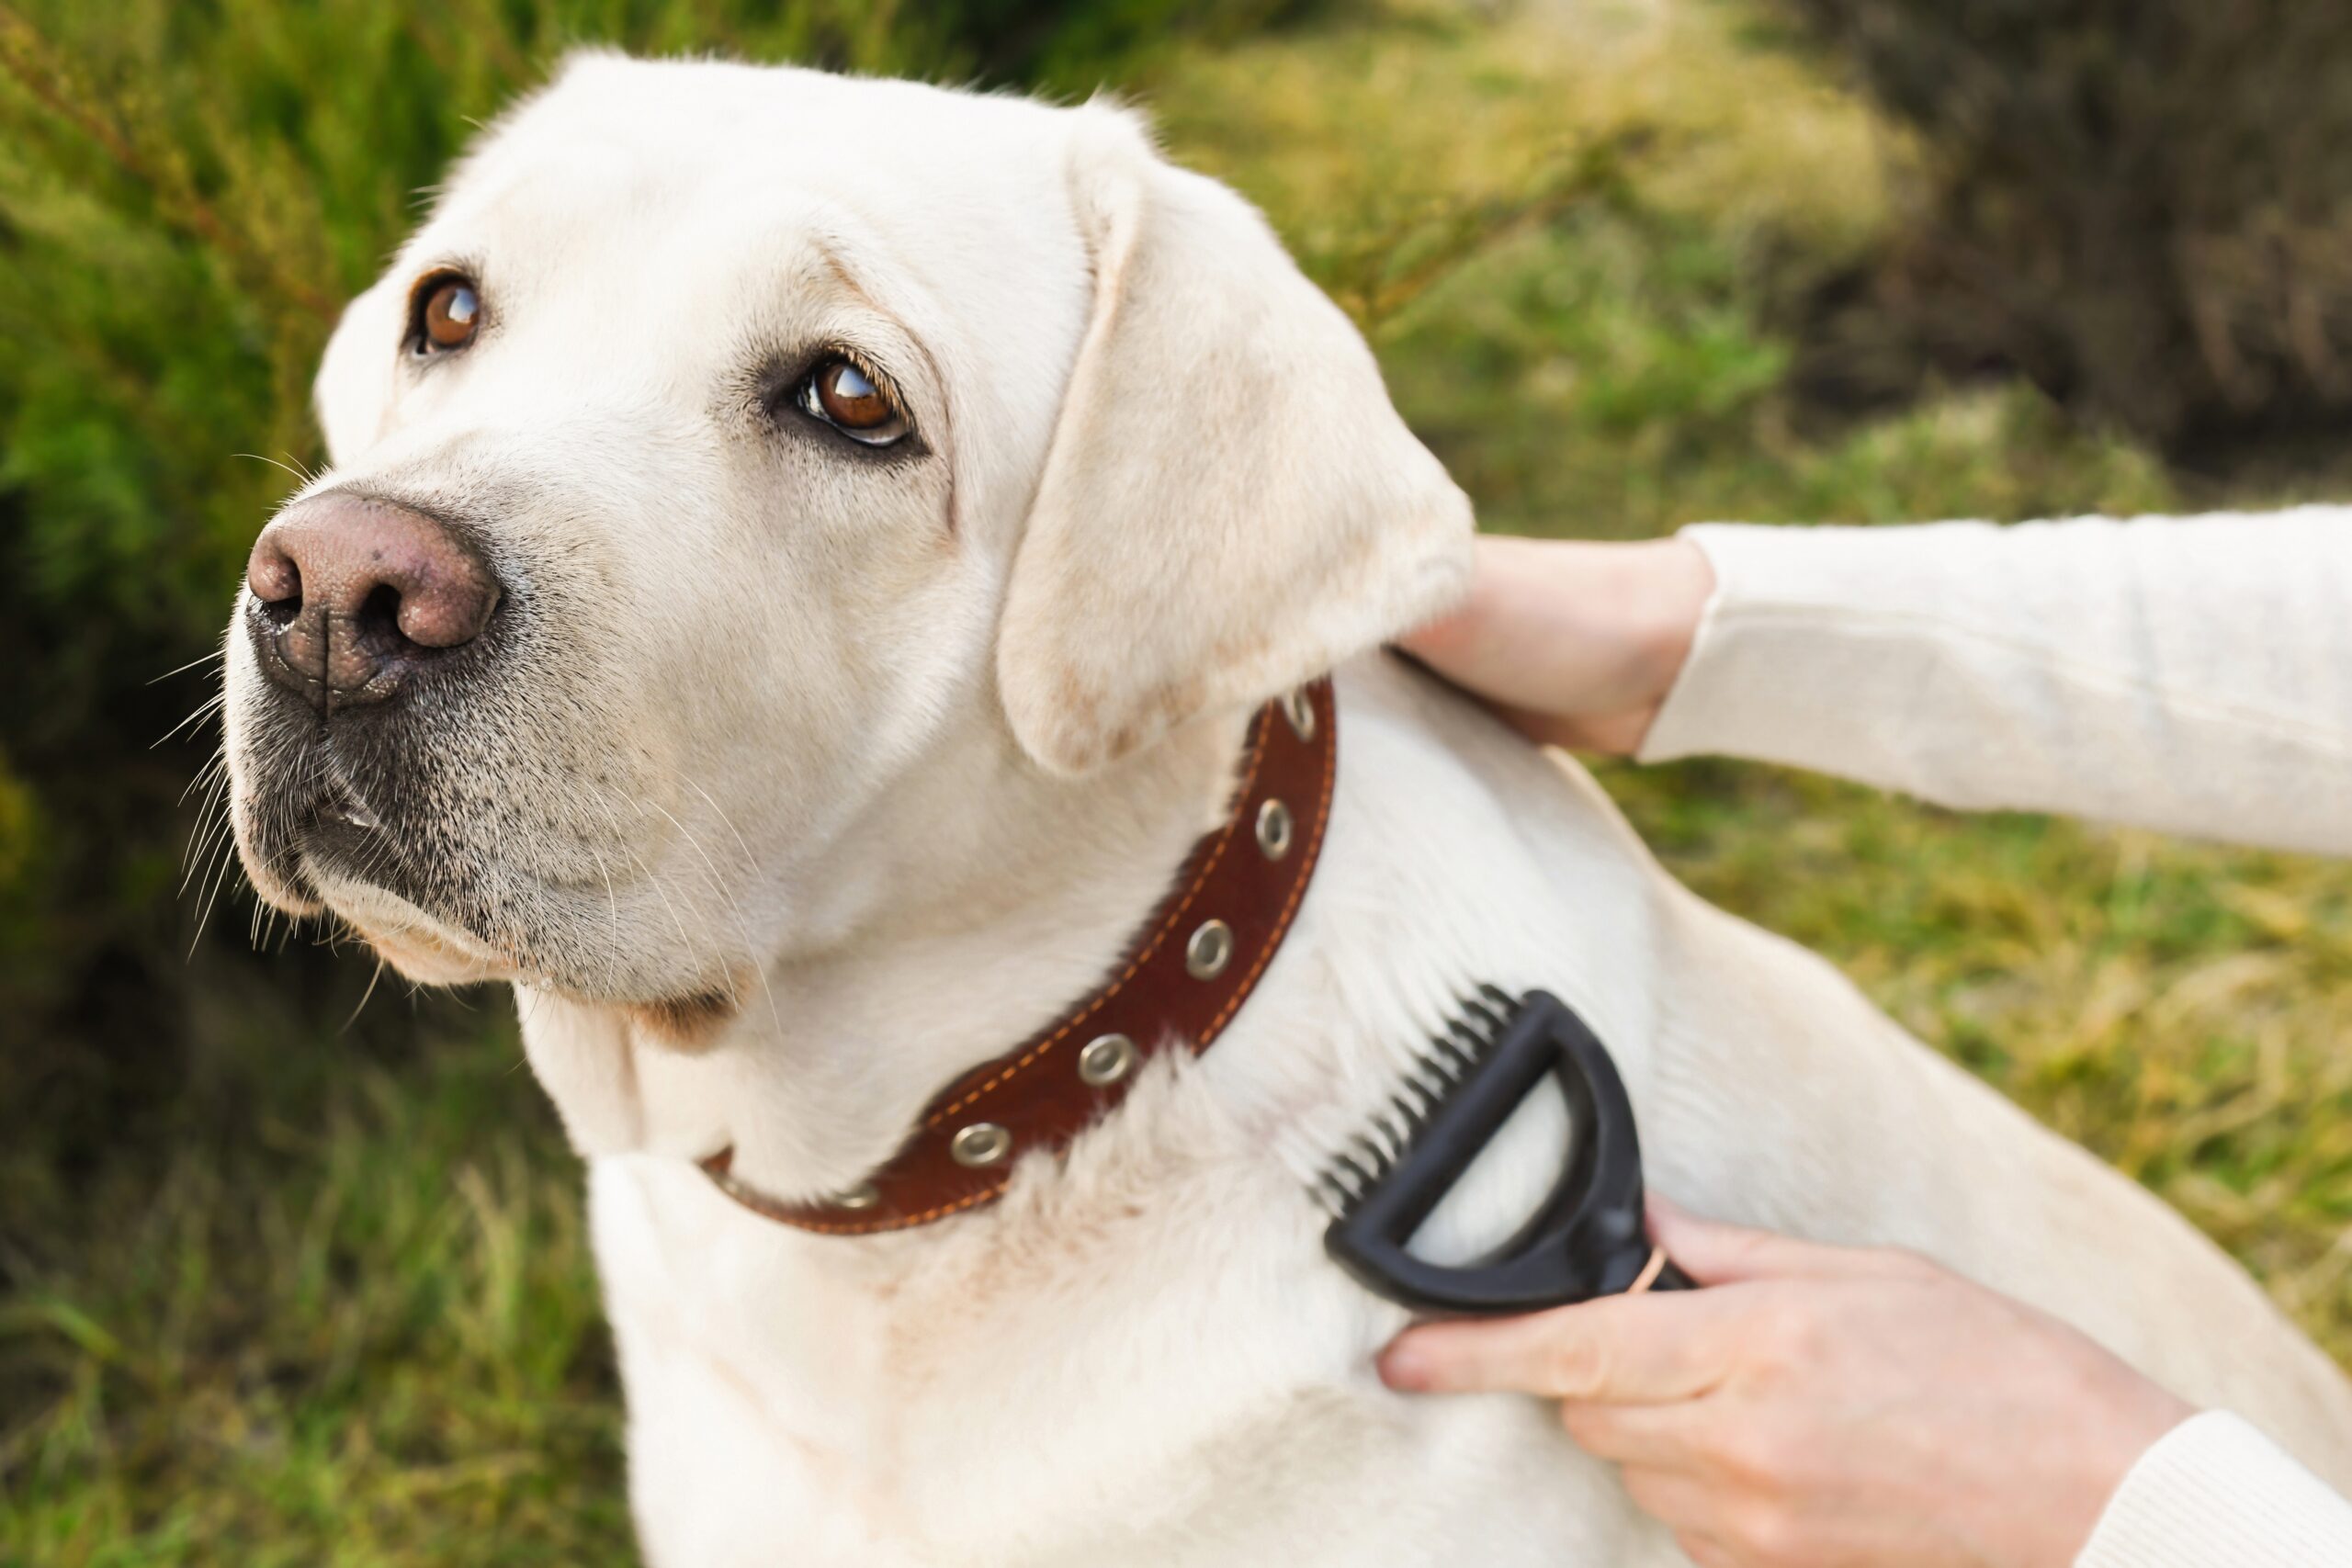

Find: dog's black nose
[245,493,500,711]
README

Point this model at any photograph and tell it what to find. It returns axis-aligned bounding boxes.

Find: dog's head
[224,54,1469,1023]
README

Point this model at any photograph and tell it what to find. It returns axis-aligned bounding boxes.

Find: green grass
[8,1,2352,1562]
[3,1010,625,1566]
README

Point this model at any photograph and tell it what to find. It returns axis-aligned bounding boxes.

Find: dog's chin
[304,843,752,1045]
[309,865,518,986]
[349,920,510,986]
[231,801,326,919]
[238,779,753,1035]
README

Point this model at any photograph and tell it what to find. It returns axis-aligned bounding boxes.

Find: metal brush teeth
[1314,985,1521,1217]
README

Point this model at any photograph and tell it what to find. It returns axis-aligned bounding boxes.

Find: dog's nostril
[357,581,409,648]
[248,545,303,613]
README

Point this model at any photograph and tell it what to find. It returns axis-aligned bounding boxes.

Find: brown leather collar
[701,679,1338,1236]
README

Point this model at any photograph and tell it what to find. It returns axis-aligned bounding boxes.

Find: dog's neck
[515,690,1255,1205]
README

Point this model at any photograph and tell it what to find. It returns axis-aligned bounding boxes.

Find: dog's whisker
[147,644,227,686]
[178,744,230,808]
[637,784,781,1033]
[669,771,787,1029]
[156,694,228,755]
[188,832,248,956]
[179,819,232,902]
[179,760,229,851]
[588,843,621,952]
[180,780,236,893]
[234,450,322,491]
[676,773,765,887]
[340,957,388,1034]
[589,788,701,995]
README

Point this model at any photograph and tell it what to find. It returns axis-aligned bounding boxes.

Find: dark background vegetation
[1783,0,2352,457]
[4,0,2350,1561]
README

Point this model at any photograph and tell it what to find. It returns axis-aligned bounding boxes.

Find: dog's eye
[798,357,908,446]
[412,274,481,355]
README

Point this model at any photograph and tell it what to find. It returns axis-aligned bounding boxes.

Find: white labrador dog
[223,54,2352,1566]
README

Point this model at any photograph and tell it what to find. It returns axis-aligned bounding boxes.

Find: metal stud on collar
[1256,798,1294,861]
[1078,1032,1139,1087]
[1186,919,1234,979]
[951,1122,1012,1168]
[832,1180,881,1211]
[1282,687,1317,741]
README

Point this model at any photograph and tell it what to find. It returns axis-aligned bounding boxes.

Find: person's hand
[1399,535,1715,755]
[1379,1200,2195,1568]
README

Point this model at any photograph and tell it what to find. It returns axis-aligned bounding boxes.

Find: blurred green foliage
[4,0,2350,1562]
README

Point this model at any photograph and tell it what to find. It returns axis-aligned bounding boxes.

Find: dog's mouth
[230,722,510,967]
[298,786,389,885]
[275,761,426,897]
[316,780,384,833]
[283,774,514,979]
[237,743,752,1034]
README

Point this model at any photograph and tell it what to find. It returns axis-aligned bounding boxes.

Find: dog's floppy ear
[996,107,1473,775]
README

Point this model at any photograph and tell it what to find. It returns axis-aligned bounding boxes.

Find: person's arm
[1382,1202,2352,1568]
[1396,514,2352,1566]
[1650,509,2352,857]
[2078,1411,2352,1567]
[1406,510,2352,858]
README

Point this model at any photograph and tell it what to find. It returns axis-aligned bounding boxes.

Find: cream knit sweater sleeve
[1640,508,2352,1564]
[1642,509,2352,858]
[2075,1412,2352,1566]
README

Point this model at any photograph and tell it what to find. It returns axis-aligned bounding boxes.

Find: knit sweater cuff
[2075,1411,2352,1567]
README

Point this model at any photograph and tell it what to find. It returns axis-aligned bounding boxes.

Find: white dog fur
[224,55,2352,1566]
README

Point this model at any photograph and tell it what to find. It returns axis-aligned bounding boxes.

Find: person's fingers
[1645,1195,1845,1283]
[1395,535,1706,758]
[1617,1465,1735,1555]
[1647,1194,1920,1286]
[1394,536,1528,670]
[1679,1537,1747,1568]
[1558,1396,1713,1471]
[1381,1288,1735,1401]
[1394,605,1476,665]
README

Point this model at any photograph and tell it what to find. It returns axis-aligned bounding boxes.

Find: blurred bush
[1778,0,2352,455]
[0,0,1309,1234]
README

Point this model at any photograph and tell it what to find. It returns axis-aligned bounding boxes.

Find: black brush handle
[1326,990,1690,1316]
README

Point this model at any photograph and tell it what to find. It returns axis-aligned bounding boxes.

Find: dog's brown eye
[799,357,908,446]
[415,275,481,353]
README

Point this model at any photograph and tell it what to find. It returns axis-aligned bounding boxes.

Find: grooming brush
[1318,987,1693,1315]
